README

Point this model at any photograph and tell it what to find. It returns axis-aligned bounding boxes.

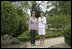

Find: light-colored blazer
[38,16,46,29]
[29,17,38,30]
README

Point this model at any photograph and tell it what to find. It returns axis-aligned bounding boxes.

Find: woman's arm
[29,18,31,30]
[38,18,40,29]
[43,17,46,24]
[36,18,38,30]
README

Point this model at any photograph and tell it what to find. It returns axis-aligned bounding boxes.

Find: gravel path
[1,36,71,48]
[25,36,70,48]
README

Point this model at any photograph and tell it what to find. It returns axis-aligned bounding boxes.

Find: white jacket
[38,16,46,29]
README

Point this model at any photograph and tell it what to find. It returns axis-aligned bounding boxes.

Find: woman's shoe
[33,44,36,46]
[31,44,36,46]
[31,44,34,46]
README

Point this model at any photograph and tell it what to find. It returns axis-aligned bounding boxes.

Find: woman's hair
[31,11,35,16]
[40,11,44,16]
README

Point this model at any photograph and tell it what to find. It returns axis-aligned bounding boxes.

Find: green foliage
[46,1,71,16]
[12,1,30,12]
[11,1,30,37]
[17,32,30,41]
[1,35,21,45]
[1,35,7,40]
[11,38,21,44]
[1,1,19,35]
[1,1,29,37]
[17,29,62,41]
[45,33,61,38]
[47,15,71,28]
[12,9,28,37]
[1,1,71,43]
[49,28,57,31]
[58,1,71,15]
[63,25,71,45]
[31,1,41,18]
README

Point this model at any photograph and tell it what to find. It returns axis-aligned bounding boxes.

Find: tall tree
[31,1,43,18]
[46,1,71,16]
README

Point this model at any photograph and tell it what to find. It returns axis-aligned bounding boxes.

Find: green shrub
[63,25,71,45]
[45,33,61,38]
[1,35,8,40]
[11,38,21,45]
[17,30,62,41]
[47,15,71,28]
[1,1,19,35]
[12,9,28,37]
[49,28,57,31]
[17,31,38,41]
[35,36,39,40]
[48,24,52,28]
[17,32,30,41]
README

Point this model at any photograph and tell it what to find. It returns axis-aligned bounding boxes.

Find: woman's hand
[29,30,31,33]
[41,20,43,23]
[26,30,30,34]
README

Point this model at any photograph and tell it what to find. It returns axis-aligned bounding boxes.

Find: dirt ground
[1,36,71,48]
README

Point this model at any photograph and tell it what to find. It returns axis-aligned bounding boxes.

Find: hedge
[63,25,71,45]
[1,1,19,35]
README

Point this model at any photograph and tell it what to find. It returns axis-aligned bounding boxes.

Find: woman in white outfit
[38,11,46,46]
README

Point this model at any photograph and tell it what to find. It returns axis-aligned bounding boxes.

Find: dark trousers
[30,30,36,44]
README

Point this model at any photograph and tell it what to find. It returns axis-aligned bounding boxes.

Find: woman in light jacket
[29,11,38,46]
[38,11,46,46]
